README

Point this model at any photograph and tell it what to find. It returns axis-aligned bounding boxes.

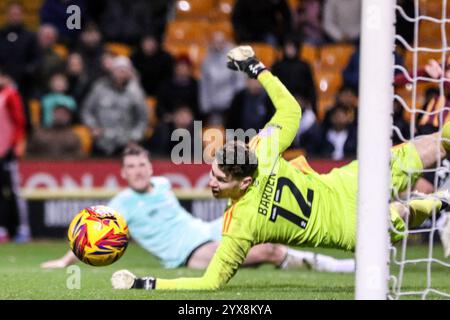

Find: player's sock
[280,249,355,273]
[279,248,314,269]
[132,277,156,290]
[304,254,355,273]
[389,203,407,243]
[408,195,444,228]
[331,258,356,273]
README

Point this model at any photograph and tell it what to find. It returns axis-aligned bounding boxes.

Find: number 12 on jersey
[270,177,314,229]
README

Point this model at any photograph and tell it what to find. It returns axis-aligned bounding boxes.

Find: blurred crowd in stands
[0,0,447,163]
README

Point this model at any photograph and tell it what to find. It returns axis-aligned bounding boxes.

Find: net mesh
[390,0,450,299]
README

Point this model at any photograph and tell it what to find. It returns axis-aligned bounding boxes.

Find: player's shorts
[169,217,223,268]
[328,141,423,194]
[390,142,423,196]
[328,142,423,245]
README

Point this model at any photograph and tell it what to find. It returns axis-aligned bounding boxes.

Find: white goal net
[390,0,450,300]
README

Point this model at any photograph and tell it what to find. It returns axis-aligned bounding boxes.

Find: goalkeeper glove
[111,269,156,290]
[227,45,266,79]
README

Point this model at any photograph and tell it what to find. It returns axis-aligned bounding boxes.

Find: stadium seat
[209,20,235,42]
[300,44,319,67]
[248,43,278,68]
[29,99,41,128]
[404,50,444,71]
[165,20,211,45]
[174,0,216,19]
[163,42,207,78]
[146,96,158,127]
[23,0,44,11]
[105,42,132,57]
[418,20,442,48]
[396,83,433,123]
[319,44,355,71]
[314,68,343,100]
[421,0,450,18]
[23,13,39,30]
[287,0,301,10]
[73,125,93,155]
[213,0,236,20]
[446,24,450,46]
[144,96,158,138]
[0,1,7,14]
[53,44,69,59]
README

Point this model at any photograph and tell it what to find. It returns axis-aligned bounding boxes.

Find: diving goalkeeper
[112,46,450,290]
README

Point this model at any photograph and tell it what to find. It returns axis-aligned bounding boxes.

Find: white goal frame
[355,0,396,300]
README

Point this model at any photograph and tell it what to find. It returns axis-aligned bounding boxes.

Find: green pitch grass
[0,241,449,300]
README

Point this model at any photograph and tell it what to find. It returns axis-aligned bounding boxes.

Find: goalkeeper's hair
[215,141,258,179]
[121,143,151,165]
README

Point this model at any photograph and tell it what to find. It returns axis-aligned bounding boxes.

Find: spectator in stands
[271,37,317,114]
[75,23,105,83]
[322,0,361,43]
[146,103,200,159]
[226,78,274,133]
[292,0,326,46]
[292,95,322,155]
[39,0,87,45]
[27,104,82,159]
[396,0,415,46]
[231,0,292,46]
[66,52,90,106]
[336,85,358,110]
[417,87,444,134]
[200,31,246,126]
[131,34,174,96]
[343,45,404,94]
[393,99,410,146]
[100,50,116,74]
[41,72,77,127]
[320,104,357,160]
[322,86,358,131]
[81,56,148,156]
[99,0,157,45]
[156,55,199,121]
[0,2,40,100]
[35,24,65,95]
[0,67,30,243]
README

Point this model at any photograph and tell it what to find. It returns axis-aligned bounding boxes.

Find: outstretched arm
[157,235,251,290]
[112,235,253,290]
[257,71,302,154]
[41,250,77,269]
[226,46,302,156]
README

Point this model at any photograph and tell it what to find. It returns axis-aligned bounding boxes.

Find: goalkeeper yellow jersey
[156,71,359,290]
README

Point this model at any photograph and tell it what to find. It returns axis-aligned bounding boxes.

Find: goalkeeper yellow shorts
[322,142,423,245]
[390,142,423,197]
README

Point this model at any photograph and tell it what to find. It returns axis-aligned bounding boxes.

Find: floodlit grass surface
[0,241,449,300]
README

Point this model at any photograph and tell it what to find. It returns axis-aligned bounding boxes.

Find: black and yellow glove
[226,46,266,79]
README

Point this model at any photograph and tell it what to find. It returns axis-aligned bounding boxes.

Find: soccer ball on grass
[68,205,129,266]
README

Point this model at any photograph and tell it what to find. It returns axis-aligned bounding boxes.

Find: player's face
[121,154,153,193]
[208,160,242,199]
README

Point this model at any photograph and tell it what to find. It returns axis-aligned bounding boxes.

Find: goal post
[355,0,396,300]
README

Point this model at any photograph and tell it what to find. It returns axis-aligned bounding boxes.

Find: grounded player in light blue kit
[42,145,355,272]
